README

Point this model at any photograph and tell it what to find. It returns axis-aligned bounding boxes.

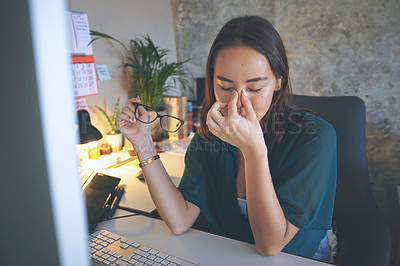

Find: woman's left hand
[206,90,264,153]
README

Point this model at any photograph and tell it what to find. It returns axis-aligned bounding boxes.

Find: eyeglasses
[133,103,185,132]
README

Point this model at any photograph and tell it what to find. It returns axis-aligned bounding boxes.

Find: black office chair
[292,95,391,266]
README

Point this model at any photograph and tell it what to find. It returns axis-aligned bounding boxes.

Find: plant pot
[105,132,123,152]
[149,109,166,141]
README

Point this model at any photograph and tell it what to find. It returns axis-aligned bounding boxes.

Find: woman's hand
[206,90,264,153]
[116,96,152,148]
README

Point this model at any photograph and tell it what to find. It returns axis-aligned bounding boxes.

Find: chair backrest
[292,95,391,266]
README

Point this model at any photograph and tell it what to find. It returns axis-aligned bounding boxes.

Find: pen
[105,156,138,169]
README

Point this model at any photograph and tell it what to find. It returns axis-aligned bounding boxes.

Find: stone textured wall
[171,0,400,264]
[171,0,275,78]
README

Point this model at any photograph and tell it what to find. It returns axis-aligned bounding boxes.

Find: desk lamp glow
[77,109,103,160]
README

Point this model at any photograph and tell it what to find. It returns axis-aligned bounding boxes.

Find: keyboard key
[90,230,101,236]
[148,249,159,256]
[132,254,141,260]
[101,254,111,260]
[114,253,123,259]
[89,248,97,254]
[95,257,104,263]
[156,252,168,259]
[103,260,112,265]
[134,249,149,257]
[96,251,105,257]
[131,241,141,248]
[108,233,121,241]
[128,258,139,264]
[153,257,163,263]
[94,239,102,243]
[121,255,132,262]
[139,245,151,252]
[120,244,129,250]
[147,255,157,260]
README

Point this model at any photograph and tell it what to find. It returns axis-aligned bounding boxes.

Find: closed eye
[219,85,234,91]
[248,87,264,92]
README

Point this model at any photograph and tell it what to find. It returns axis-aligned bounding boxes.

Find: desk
[84,150,331,265]
[96,214,330,266]
[83,150,184,212]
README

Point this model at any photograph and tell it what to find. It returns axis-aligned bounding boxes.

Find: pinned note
[96,64,111,81]
[70,12,93,55]
[76,98,89,111]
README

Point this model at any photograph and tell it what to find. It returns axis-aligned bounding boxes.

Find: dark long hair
[198,15,298,143]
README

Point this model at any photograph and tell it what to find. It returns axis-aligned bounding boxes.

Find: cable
[103,213,141,221]
[117,205,160,219]
[98,206,161,223]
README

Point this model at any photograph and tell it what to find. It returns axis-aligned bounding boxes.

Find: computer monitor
[0,0,89,265]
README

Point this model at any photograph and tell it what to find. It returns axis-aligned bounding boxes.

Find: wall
[68,0,178,133]
[170,0,400,264]
[274,1,400,264]
[171,0,275,79]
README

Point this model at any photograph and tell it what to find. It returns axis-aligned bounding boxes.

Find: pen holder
[99,143,112,155]
[106,133,123,152]
[87,141,100,159]
[76,144,89,164]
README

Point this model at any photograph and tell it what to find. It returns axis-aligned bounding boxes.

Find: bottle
[186,102,193,136]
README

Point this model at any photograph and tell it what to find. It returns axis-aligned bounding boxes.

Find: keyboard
[79,167,97,189]
[90,230,198,266]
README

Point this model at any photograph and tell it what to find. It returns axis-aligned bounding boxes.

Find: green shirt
[178,112,337,258]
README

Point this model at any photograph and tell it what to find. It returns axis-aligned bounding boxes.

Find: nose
[236,88,244,109]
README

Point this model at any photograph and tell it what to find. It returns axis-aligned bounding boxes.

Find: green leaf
[95,105,114,132]
[111,97,120,130]
[89,30,129,53]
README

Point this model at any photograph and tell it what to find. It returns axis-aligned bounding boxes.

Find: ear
[275,76,282,92]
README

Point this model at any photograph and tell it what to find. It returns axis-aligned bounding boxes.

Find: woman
[117,16,337,259]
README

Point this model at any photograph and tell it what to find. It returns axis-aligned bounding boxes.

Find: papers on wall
[76,98,89,111]
[70,11,93,55]
[72,55,98,97]
[68,11,98,98]
[96,64,111,81]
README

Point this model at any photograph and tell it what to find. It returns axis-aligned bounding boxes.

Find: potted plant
[89,31,192,140]
[95,97,123,152]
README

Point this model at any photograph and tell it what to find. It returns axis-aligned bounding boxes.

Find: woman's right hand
[116,96,153,148]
